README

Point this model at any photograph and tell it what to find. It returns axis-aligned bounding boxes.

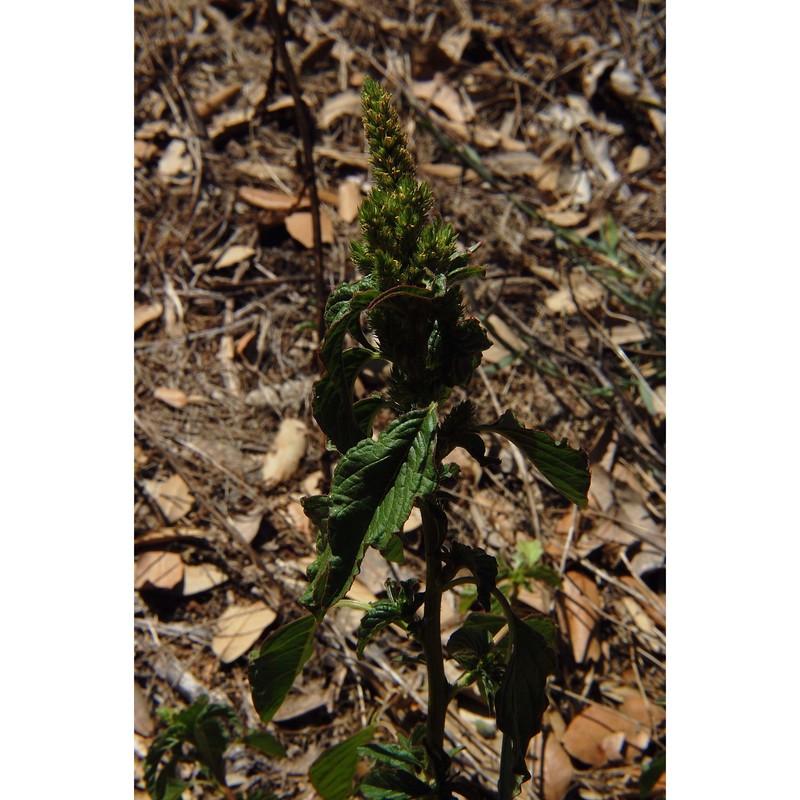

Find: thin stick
[264,0,326,348]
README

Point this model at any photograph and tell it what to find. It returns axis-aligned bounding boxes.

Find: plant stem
[419,499,452,799]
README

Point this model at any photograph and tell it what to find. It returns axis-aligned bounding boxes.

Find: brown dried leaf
[628,145,651,173]
[542,209,586,227]
[134,550,184,591]
[544,274,605,314]
[142,474,194,522]
[153,386,189,409]
[215,245,256,269]
[413,79,473,123]
[562,571,601,663]
[318,90,362,128]
[272,685,332,724]
[227,511,264,545]
[285,210,334,248]
[238,186,298,211]
[211,601,277,663]
[182,563,228,596]
[561,703,650,767]
[436,26,471,63]
[337,178,361,223]
[262,419,308,488]
[134,681,156,737]
[617,687,666,730]
[208,108,255,140]
[195,82,242,118]
[134,302,163,332]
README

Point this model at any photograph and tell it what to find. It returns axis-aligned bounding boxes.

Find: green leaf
[356,578,420,657]
[639,749,666,798]
[144,697,240,798]
[309,726,376,800]
[495,613,558,799]
[301,406,438,614]
[477,411,590,507]
[446,624,492,670]
[314,347,380,452]
[243,730,287,759]
[318,287,381,453]
[249,616,317,724]
[359,765,435,799]
[357,741,423,771]
[442,542,498,611]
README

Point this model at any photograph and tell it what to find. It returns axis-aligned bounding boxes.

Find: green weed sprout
[247,77,591,800]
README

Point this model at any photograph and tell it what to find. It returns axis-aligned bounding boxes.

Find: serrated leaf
[477,411,590,507]
[443,542,498,610]
[145,697,240,798]
[318,287,381,453]
[243,730,287,759]
[496,613,558,799]
[314,347,379,452]
[357,741,423,771]
[309,726,375,800]
[356,579,420,657]
[446,624,492,669]
[359,765,434,799]
[301,406,438,614]
[302,494,330,535]
[248,616,317,724]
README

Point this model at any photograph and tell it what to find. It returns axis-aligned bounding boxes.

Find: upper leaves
[301,405,439,615]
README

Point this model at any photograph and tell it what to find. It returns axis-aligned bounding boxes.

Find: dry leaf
[317,90,362,128]
[195,82,242,118]
[544,274,605,315]
[158,140,193,177]
[208,108,255,140]
[436,26,471,63]
[337,178,361,223]
[227,511,264,545]
[628,145,650,173]
[134,681,156,737]
[531,729,575,800]
[238,186,298,211]
[215,245,256,269]
[617,687,666,730]
[182,563,228,596]
[142,474,194,522]
[153,386,188,409]
[134,302,163,332]
[542,209,586,227]
[212,601,277,663]
[588,465,614,511]
[285,210,334,248]
[413,79,473,123]
[134,550,184,591]
[486,313,527,361]
[562,571,601,663]
[561,704,650,767]
[262,419,308,488]
[272,686,332,724]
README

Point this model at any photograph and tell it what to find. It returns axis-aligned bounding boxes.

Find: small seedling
[246,78,591,800]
